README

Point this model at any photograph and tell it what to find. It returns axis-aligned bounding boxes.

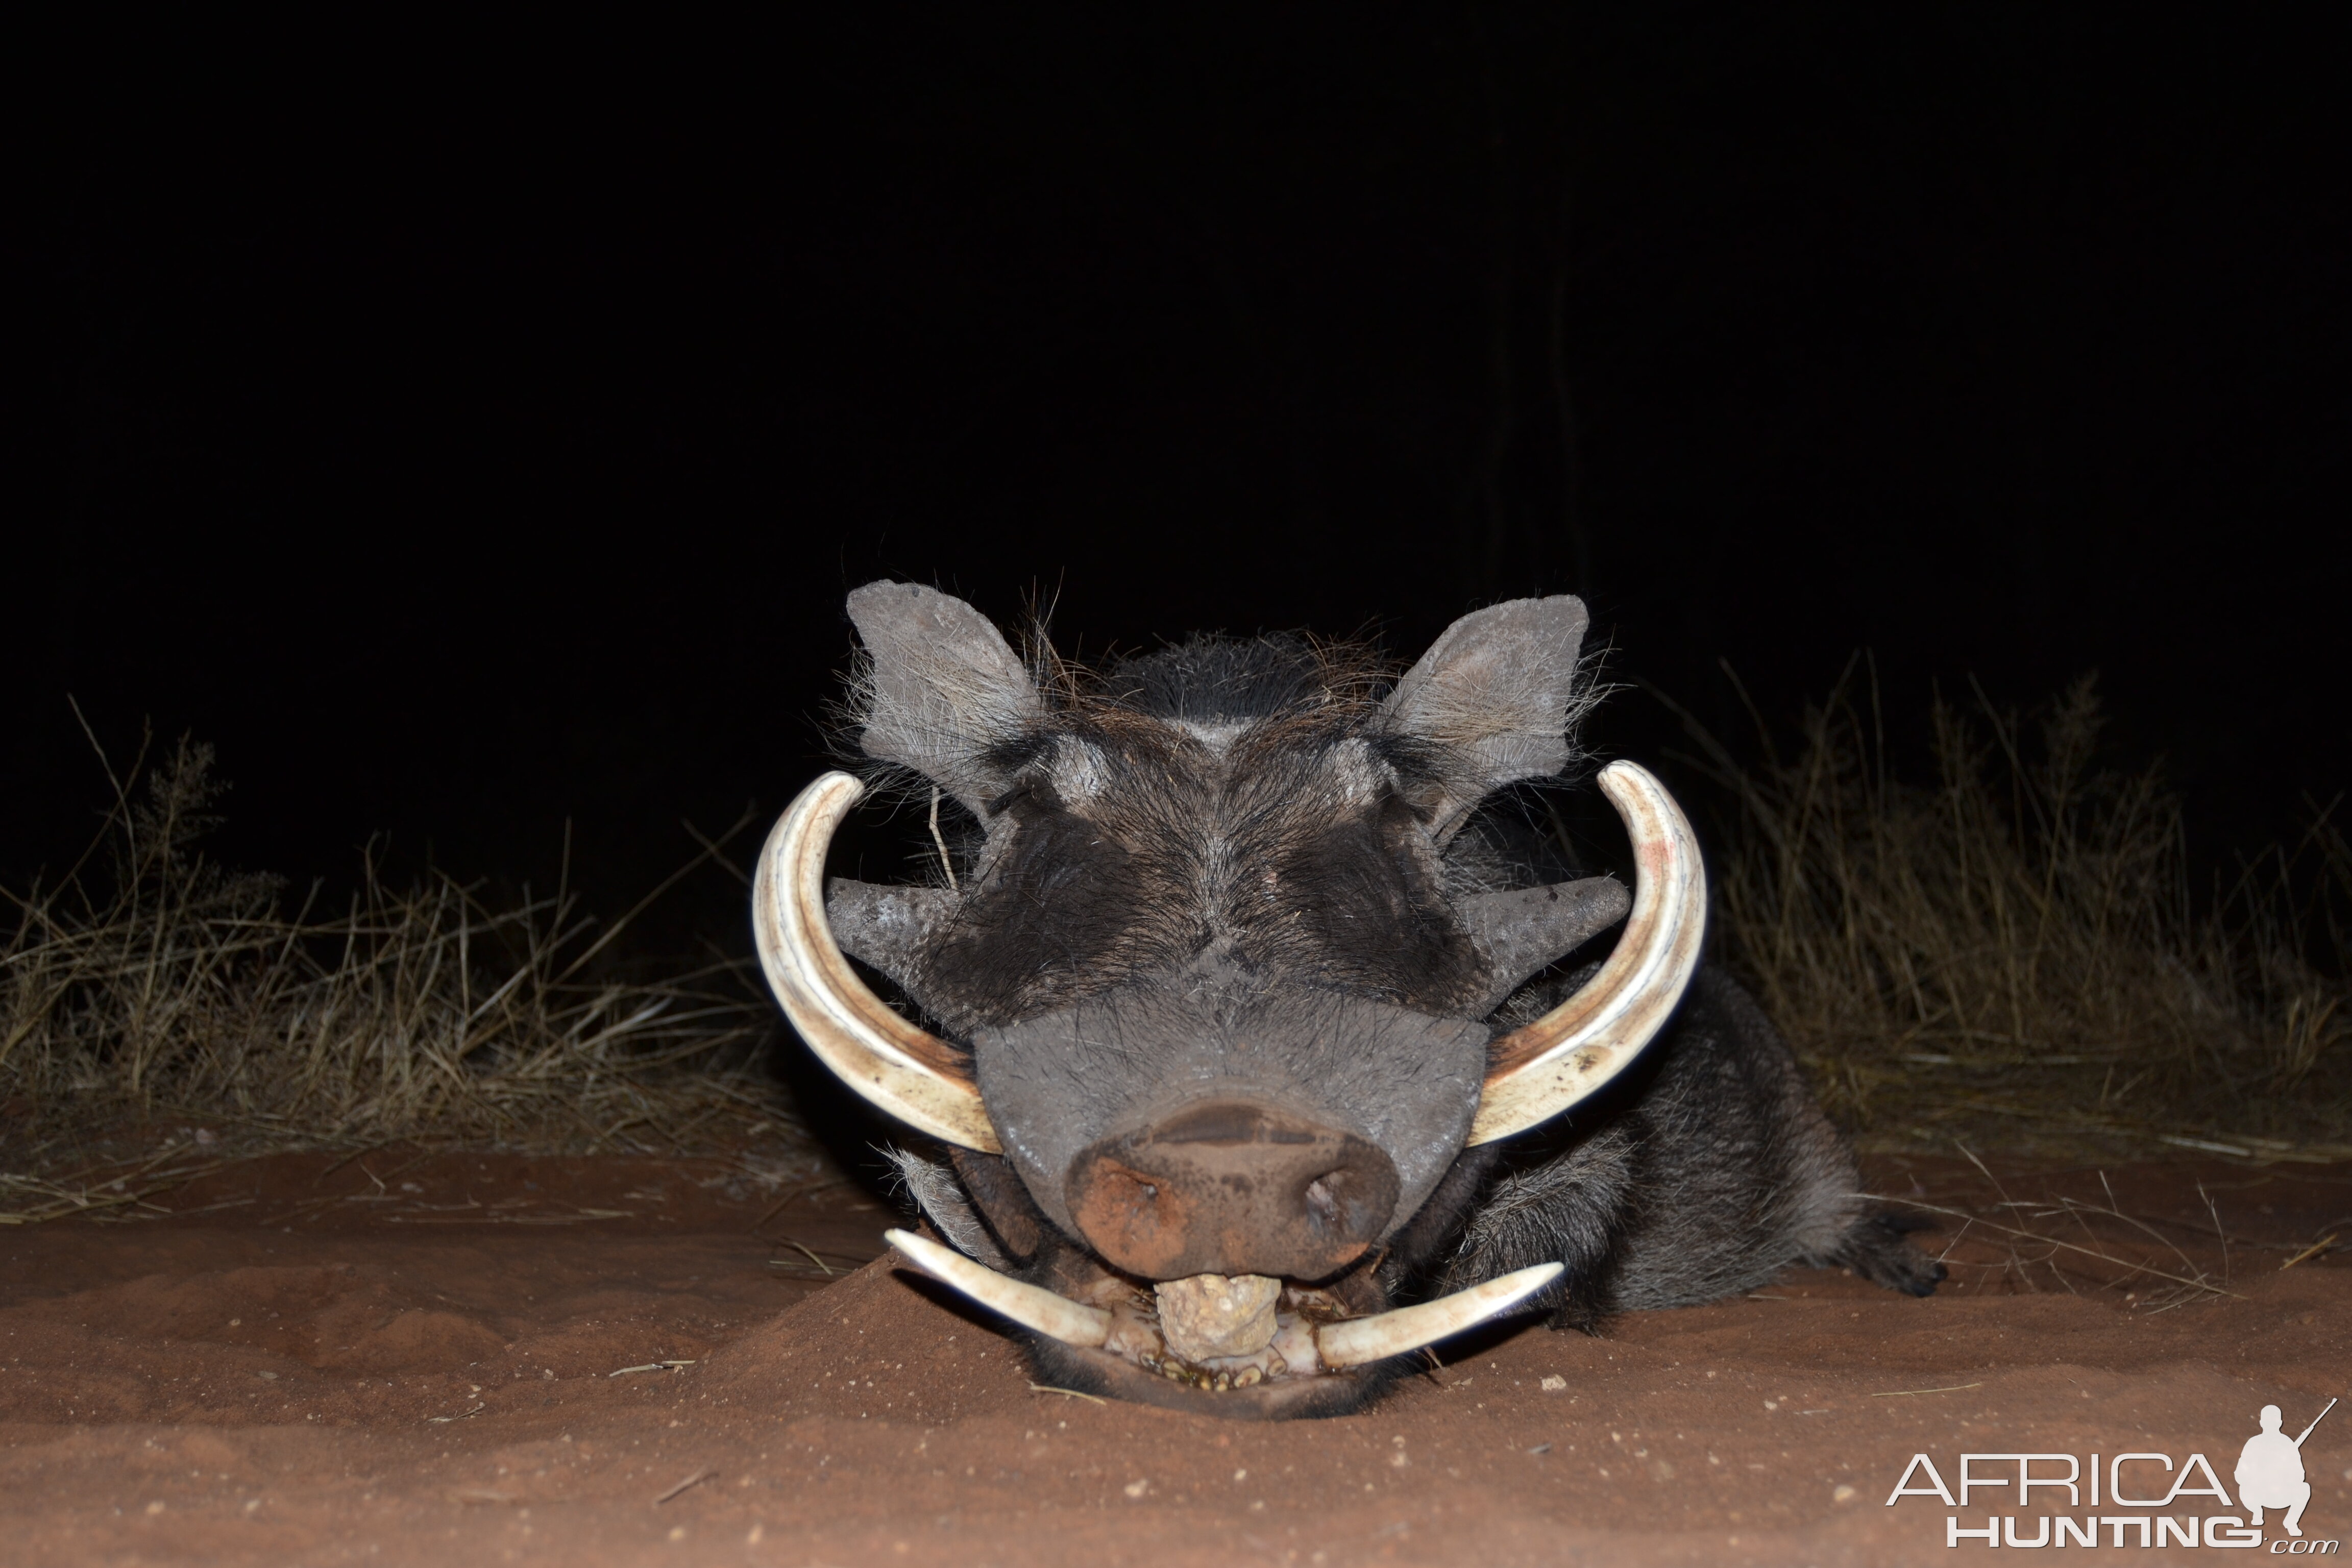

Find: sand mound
[3,1150,2348,1564]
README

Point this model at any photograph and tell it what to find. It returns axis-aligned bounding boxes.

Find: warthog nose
[1064,1101,1401,1281]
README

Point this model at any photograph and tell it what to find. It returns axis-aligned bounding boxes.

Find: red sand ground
[3,1147,2349,1565]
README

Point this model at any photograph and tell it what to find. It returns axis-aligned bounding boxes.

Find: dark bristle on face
[919,635,1476,1031]
[825,580,1945,1421]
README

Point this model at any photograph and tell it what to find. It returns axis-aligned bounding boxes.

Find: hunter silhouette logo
[2241,1400,2335,1538]
[1884,1398,2339,1550]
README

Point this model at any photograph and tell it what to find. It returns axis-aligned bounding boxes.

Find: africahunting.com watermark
[1886,1399,2339,1550]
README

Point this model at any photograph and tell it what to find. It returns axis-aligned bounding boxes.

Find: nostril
[1304,1175,1341,1230]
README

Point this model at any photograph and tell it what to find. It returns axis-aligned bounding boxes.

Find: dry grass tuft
[1879,1148,2238,1308]
[1670,666,2352,1156]
[3,731,807,1178]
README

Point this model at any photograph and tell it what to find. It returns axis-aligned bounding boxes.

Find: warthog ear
[1457,875,1631,1013]
[1379,595,1591,842]
[847,580,1043,815]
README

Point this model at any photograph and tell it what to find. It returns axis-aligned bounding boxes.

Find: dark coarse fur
[834,583,1943,1417]
[1404,967,1942,1330]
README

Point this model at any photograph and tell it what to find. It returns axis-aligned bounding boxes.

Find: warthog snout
[1066,1100,1400,1280]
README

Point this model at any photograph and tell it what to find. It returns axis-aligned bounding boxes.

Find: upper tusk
[885,1228,1111,1349]
[1467,761,1706,1145]
[1314,1262,1565,1369]
[753,772,1001,1152]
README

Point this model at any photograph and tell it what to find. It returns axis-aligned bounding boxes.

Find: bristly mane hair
[1091,632,1397,723]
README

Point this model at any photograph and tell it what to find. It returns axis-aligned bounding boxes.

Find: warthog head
[753,582,1705,1416]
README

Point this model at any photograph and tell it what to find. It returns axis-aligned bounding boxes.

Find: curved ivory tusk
[753,772,1001,1152]
[886,1228,1111,1348]
[1467,760,1706,1145]
[1315,1261,1565,1369]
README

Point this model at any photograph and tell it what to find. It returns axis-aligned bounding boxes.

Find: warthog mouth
[885,1227,1561,1419]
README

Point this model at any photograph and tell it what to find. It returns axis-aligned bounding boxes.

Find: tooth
[1314,1262,1564,1369]
[884,1229,1111,1349]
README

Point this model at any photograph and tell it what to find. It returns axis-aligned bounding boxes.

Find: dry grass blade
[1870,1382,1983,1398]
[2280,1234,2338,1270]
[1888,1195,2236,1301]
[0,1158,231,1225]
[2,734,819,1183]
[1874,1154,2237,1305]
[1027,1383,1109,1405]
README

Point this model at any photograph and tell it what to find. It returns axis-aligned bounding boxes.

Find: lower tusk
[890,1232,1560,1382]
[1314,1262,1564,1369]
[885,1229,1111,1350]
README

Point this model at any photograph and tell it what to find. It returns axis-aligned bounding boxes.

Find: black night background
[15,9,2345,943]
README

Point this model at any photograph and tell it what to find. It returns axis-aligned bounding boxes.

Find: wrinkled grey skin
[817,581,1942,1415]
[973,964,1488,1248]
